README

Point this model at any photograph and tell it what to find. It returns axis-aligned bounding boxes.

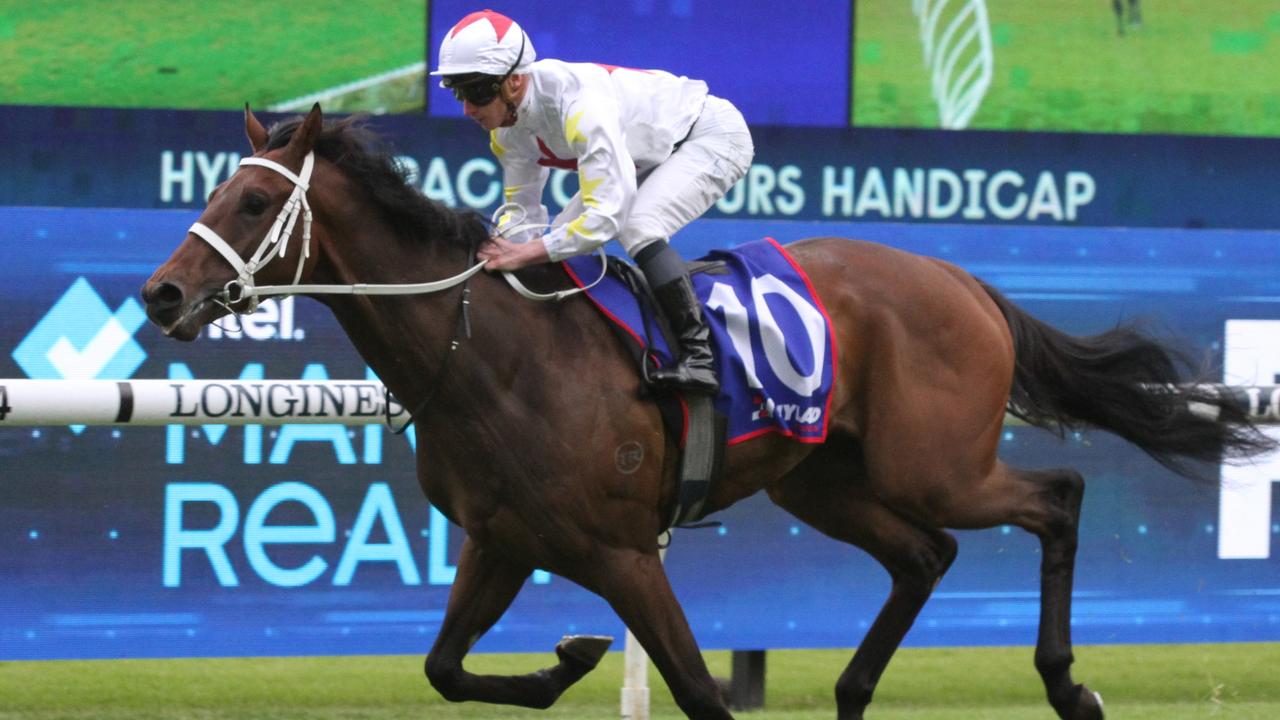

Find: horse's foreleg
[835,521,956,720]
[591,548,734,720]
[424,537,611,708]
[767,450,957,720]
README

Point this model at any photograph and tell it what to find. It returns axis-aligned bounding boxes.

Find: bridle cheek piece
[186,151,487,315]
[188,154,315,314]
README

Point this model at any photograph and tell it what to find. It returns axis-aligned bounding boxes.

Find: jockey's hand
[478,235,551,272]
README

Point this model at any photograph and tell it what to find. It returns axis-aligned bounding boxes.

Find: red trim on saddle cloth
[536,138,578,169]
[563,261,644,347]
[726,237,839,447]
[562,260,689,450]
[562,239,835,448]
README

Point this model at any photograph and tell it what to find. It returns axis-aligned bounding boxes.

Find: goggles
[446,77,503,106]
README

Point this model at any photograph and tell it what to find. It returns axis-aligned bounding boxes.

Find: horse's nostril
[142,281,184,310]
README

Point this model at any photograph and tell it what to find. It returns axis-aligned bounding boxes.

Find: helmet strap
[498,31,527,126]
[500,80,521,127]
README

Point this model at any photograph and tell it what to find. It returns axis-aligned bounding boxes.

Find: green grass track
[2,643,1278,719]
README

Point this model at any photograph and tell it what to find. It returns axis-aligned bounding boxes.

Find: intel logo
[206,297,305,341]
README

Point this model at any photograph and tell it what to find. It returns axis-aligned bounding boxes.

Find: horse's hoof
[1065,684,1104,720]
[556,635,614,669]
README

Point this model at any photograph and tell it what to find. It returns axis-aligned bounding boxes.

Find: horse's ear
[245,103,269,153]
[286,103,324,157]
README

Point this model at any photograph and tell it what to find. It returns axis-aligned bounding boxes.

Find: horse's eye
[242,192,269,216]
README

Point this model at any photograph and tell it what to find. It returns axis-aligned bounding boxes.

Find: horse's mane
[265,116,489,253]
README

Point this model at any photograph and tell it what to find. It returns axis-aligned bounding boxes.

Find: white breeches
[552,95,754,257]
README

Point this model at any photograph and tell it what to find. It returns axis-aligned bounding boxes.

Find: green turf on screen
[0,1,424,111]
[853,0,1280,136]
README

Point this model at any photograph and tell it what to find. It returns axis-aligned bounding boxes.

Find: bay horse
[141,105,1270,720]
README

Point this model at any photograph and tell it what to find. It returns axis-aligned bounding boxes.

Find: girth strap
[666,394,728,530]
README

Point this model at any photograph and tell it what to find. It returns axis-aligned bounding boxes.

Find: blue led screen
[2,102,1278,661]
[3,206,1279,661]
[5,107,1279,232]
[425,1,853,127]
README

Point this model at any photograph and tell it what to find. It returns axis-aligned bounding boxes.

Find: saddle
[562,238,837,531]
[591,255,728,530]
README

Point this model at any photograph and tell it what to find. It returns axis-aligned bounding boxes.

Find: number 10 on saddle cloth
[564,237,836,444]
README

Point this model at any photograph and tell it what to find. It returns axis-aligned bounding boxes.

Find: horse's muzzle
[140,280,205,341]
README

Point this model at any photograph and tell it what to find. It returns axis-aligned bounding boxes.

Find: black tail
[979,282,1275,479]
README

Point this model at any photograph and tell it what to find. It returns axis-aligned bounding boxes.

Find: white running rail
[0,379,402,426]
[268,61,426,114]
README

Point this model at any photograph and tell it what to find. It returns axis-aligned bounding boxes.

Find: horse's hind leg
[424,537,611,708]
[589,547,734,720]
[767,441,958,720]
[1020,466,1105,720]
[943,463,1103,720]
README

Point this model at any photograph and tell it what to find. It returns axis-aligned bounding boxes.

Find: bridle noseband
[189,154,316,313]
[187,151,487,314]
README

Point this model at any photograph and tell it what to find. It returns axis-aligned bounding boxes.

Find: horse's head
[141,104,325,340]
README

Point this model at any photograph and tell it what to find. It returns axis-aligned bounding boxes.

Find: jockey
[431,10,755,395]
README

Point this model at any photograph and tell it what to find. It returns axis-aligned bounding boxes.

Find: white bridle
[188,151,487,314]
[187,152,603,315]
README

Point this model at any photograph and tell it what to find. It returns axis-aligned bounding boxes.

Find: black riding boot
[635,242,719,395]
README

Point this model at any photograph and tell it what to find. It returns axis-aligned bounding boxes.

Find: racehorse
[141,105,1270,720]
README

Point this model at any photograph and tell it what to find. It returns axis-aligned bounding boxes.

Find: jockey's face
[456,74,526,131]
[462,93,509,131]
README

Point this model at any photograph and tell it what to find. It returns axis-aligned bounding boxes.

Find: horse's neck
[312,212,468,388]
[310,185,609,413]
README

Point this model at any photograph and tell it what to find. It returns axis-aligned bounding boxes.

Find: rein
[490,203,609,302]
[188,151,486,314]
[386,241,477,435]
[186,152,607,433]
[188,158,605,311]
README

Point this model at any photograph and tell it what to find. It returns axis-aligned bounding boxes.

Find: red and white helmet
[431,10,536,77]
